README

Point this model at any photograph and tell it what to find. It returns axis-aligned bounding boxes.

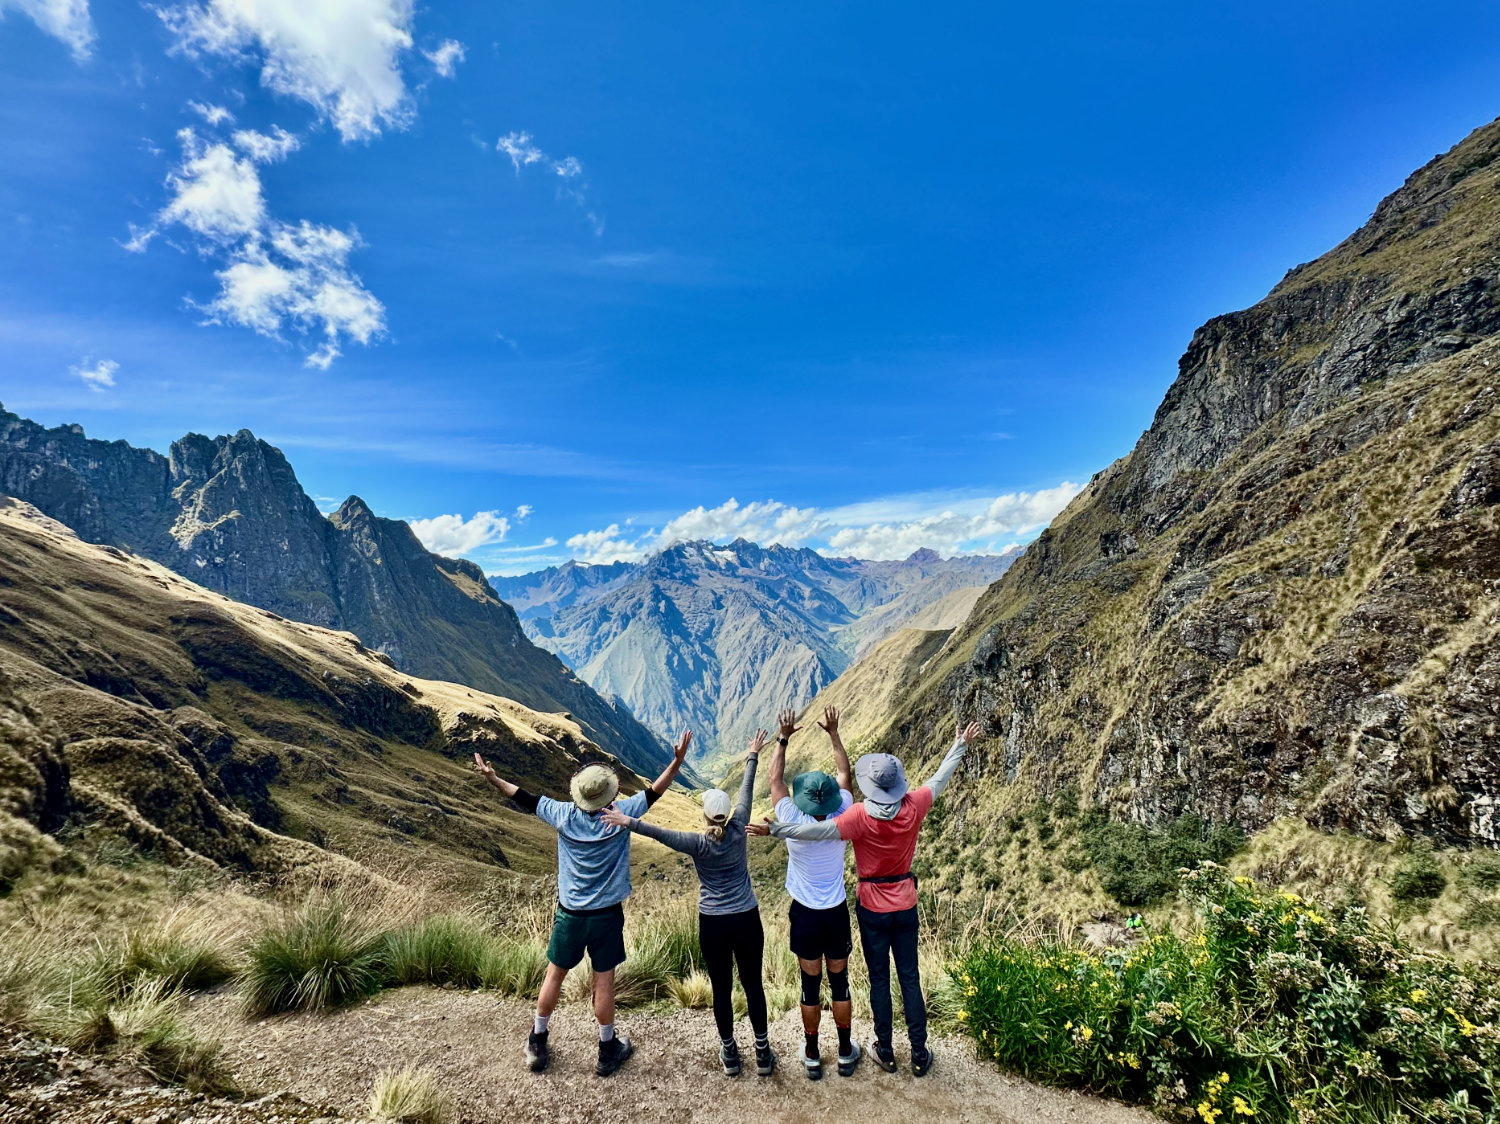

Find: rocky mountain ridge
[497,539,1018,765]
[0,410,669,777]
[860,115,1500,871]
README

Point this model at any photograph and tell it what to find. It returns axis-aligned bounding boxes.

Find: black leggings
[699,907,767,1041]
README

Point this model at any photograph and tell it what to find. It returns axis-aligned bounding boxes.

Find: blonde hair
[705,814,728,843]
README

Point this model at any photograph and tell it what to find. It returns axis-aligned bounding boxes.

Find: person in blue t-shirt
[473,731,690,1077]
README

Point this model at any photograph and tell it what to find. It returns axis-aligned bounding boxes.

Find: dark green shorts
[546,903,627,972]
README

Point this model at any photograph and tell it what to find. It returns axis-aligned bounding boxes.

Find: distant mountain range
[492,541,1019,767]
[0,409,670,778]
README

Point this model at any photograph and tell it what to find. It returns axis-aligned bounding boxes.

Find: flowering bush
[955,864,1500,1123]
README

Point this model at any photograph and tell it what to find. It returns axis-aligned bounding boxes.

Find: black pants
[856,903,926,1048]
[700,907,767,1041]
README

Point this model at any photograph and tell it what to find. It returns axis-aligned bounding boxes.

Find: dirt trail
[188,987,1155,1124]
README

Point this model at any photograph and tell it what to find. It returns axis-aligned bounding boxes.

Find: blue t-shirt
[536,790,651,911]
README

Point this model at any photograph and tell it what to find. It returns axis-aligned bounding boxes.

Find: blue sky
[2,1,1499,573]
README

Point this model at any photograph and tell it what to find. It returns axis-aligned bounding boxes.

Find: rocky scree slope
[0,497,643,879]
[500,540,1017,766]
[0,413,668,777]
[872,116,1500,864]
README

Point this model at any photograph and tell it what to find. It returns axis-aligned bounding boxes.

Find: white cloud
[188,100,236,126]
[1,0,93,59]
[233,125,300,162]
[496,130,602,235]
[564,484,1081,564]
[409,510,511,557]
[132,128,385,367]
[423,38,463,78]
[160,128,266,239]
[514,504,533,520]
[157,0,418,141]
[70,357,117,391]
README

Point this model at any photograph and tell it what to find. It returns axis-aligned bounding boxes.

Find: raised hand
[777,708,802,740]
[747,728,769,757]
[600,804,632,829]
[473,752,496,779]
[817,705,840,735]
[746,817,774,837]
[673,730,693,762]
[956,721,983,747]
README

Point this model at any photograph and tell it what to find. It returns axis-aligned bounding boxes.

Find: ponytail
[705,815,728,843]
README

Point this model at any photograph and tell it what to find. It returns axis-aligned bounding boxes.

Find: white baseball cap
[702,789,732,821]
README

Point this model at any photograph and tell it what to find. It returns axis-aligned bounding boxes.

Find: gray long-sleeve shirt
[625,755,759,916]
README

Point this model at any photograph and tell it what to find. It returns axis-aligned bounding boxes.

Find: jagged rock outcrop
[875,116,1500,852]
[504,540,1017,765]
[0,416,668,777]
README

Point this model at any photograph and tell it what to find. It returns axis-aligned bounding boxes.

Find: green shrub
[476,940,548,997]
[384,915,492,989]
[242,897,386,1016]
[94,930,235,998]
[955,864,1500,1124]
[1390,845,1447,902]
[1462,851,1500,892]
[1081,813,1244,906]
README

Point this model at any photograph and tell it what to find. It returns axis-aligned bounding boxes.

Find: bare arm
[645,730,693,805]
[770,707,801,804]
[818,706,853,794]
[473,753,519,798]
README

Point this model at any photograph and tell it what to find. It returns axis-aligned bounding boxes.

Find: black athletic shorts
[788,898,853,961]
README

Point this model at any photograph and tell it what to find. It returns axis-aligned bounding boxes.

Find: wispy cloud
[126,126,384,368]
[156,0,419,142]
[496,130,603,235]
[70,356,117,391]
[1,0,94,60]
[564,484,1081,564]
[409,510,511,557]
[187,100,235,126]
[423,38,464,78]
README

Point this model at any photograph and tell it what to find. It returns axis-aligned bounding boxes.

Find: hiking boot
[872,1040,898,1073]
[720,1040,742,1077]
[755,1042,777,1077]
[596,1033,634,1077]
[802,1045,823,1081]
[837,1040,862,1078]
[524,1029,549,1073]
[911,1045,933,1077]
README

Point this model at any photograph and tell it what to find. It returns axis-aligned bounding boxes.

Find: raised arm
[642,730,693,812]
[924,721,982,798]
[734,730,766,823]
[600,806,703,855]
[473,753,540,814]
[770,707,801,804]
[817,706,853,794]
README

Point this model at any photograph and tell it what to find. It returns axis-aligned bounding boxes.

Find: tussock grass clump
[52,978,230,1091]
[476,940,547,997]
[610,901,702,1008]
[383,914,491,989]
[243,897,385,1016]
[956,863,1500,1124]
[94,929,236,998]
[1390,844,1447,903]
[666,970,713,1008]
[370,1065,451,1124]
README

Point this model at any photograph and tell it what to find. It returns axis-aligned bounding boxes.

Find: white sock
[599,1023,615,1042]
[534,1014,550,1035]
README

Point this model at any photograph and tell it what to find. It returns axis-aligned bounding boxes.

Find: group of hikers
[473,704,982,1080]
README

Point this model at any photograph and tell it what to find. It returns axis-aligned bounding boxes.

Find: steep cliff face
[0,416,668,776]
[516,539,1017,766]
[878,117,1500,852]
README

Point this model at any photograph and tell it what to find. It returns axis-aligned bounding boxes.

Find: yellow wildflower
[1233,1096,1255,1117]
[1410,988,1428,1003]
[1080,1026,1094,1041]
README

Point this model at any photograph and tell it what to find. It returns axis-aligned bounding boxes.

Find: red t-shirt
[836,786,934,912]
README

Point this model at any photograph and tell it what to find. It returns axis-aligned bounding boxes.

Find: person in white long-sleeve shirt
[751,720,982,1078]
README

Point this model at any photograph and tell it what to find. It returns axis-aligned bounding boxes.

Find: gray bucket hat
[854,753,908,803]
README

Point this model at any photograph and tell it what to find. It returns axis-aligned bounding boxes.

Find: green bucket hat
[792,770,843,817]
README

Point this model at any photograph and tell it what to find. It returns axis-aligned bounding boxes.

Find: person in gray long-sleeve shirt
[601,729,774,1079]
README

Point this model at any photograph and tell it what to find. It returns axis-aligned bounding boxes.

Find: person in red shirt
[751,720,981,1077]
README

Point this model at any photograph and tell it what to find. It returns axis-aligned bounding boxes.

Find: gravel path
[189,987,1155,1124]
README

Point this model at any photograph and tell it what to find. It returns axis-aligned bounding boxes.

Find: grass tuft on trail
[383,914,492,990]
[243,897,386,1016]
[955,862,1500,1124]
[370,1065,451,1124]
